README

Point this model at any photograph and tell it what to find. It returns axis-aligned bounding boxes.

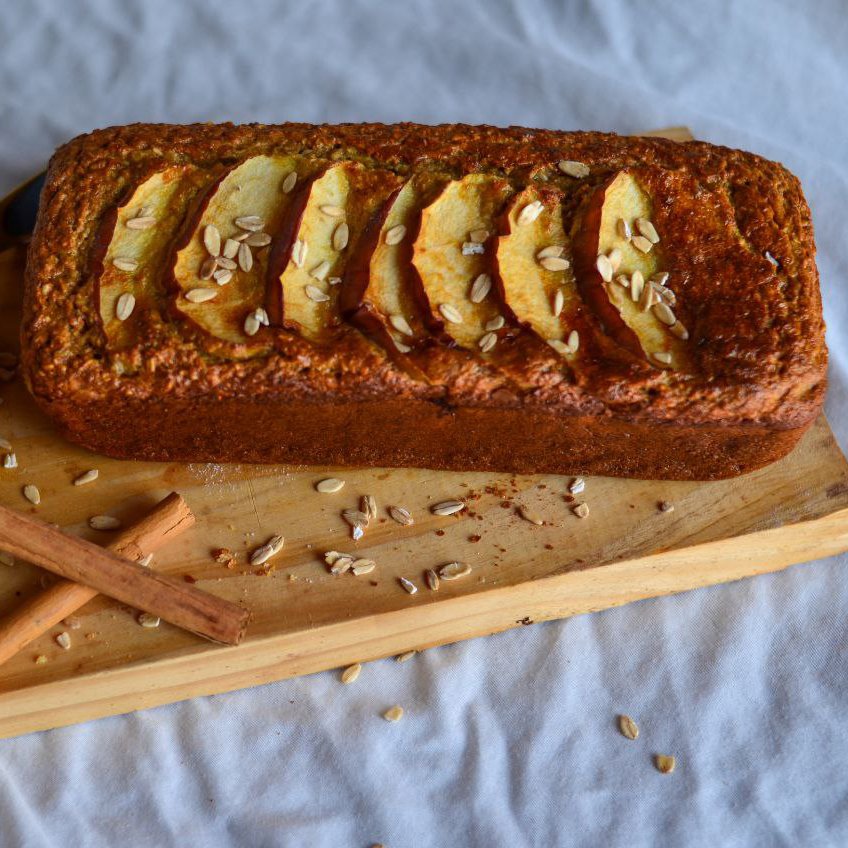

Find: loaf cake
[21,123,827,479]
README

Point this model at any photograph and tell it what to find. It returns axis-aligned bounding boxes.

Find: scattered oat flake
[399,577,418,595]
[658,500,674,513]
[235,215,265,232]
[341,663,361,684]
[362,495,377,521]
[569,477,585,495]
[73,469,99,486]
[89,515,121,530]
[249,535,285,566]
[389,506,414,526]
[125,215,156,230]
[23,484,40,505]
[316,477,345,493]
[138,553,154,568]
[618,714,639,740]
[203,224,221,256]
[385,224,407,245]
[330,556,354,575]
[138,612,160,628]
[439,561,472,581]
[572,502,589,519]
[35,654,48,665]
[396,651,416,662]
[282,171,298,193]
[333,221,350,251]
[431,500,466,516]
[112,257,138,272]
[425,569,440,591]
[63,616,82,630]
[558,160,590,178]
[352,560,376,576]
[519,506,544,526]
[55,632,71,650]
[655,754,676,774]
[383,705,404,722]
[517,200,544,225]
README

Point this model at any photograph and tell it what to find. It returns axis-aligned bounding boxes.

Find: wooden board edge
[2,504,847,739]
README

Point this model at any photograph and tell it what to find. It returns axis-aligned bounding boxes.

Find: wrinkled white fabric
[0,1,846,845]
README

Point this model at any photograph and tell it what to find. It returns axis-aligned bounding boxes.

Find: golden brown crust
[21,122,827,479]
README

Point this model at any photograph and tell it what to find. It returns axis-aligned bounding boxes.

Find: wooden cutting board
[1,127,846,740]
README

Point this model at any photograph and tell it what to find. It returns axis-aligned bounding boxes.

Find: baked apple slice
[342,172,449,363]
[411,174,514,353]
[267,163,401,343]
[495,185,580,357]
[171,155,309,354]
[572,170,688,369]
[95,166,201,349]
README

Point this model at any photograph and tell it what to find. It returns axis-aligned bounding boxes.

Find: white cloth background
[1,1,846,845]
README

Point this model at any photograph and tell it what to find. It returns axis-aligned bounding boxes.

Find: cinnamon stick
[0,501,248,646]
[0,492,195,666]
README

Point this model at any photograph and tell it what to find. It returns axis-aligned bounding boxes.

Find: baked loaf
[21,123,827,480]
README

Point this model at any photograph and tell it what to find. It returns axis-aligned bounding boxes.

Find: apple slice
[268,163,401,343]
[171,155,310,354]
[411,174,514,353]
[495,185,581,357]
[572,170,688,370]
[342,172,449,363]
[95,165,201,349]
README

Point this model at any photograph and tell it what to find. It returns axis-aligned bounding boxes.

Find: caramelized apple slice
[96,166,201,349]
[495,186,580,356]
[269,163,401,343]
[573,170,688,369]
[172,155,308,353]
[343,173,449,361]
[412,174,513,352]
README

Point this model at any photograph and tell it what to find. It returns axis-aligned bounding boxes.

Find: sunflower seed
[362,495,377,521]
[517,200,544,225]
[125,216,156,230]
[617,218,632,240]
[332,222,349,251]
[138,206,153,218]
[478,332,498,353]
[221,238,240,259]
[112,257,138,272]
[650,271,669,287]
[249,534,285,566]
[245,231,272,248]
[485,316,505,332]
[216,256,237,270]
[394,339,412,353]
[425,569,440,591]
[115,292,136,321]
[291,239,307,268]
[399,577,418,595]
[631,235,654,254]
[566,329,580,353]
[254,308,269,326]
[305,285,330,303]
[232,230,251,242]
[547,339,569,356]
[282,171,298,193]
[607,247,623,272]
[310,260,331,281]
[470,273,492,303]
[185,287,219,303]
[618,714,639,740]
[320,204,345,218]
[316,477,345,493]
[138,613,160,629]
[540,256,571,272]
[439,303,463,324]
[669,321,689,340]
[243,313,261,337]
[469,228,489,243]
[462,241,485,255]
[652,351,673,365]
[235,215,265,232]
[389,506,413,526]
[654,755,676,774]
[330,556,354,575]
[23,484,40,505]
[640,280,657,311]
[596,254,614,282]
[553,289,565,317]
[238,242,254,272]
[537,246,564,262]
[431,500,466,516]
[351,559,376,575]
[636,218,660,244]
[73,469,99,486]
[558,160,590,178]
[385,224,407,245]
[518,506,543,526]
[383,705,404,722]
[569,477,585,495]
[572,502,589,518]
[199,257,217,280]
[396,651,416,662]
[439,561,472,580]
[614,274,630,288]
[653,301,676,326]
[765,250,779,266]
[213,269,233,286]
[89,515,121,530]
[341,663,361,684]
[389,314,414,336]
[3,453,17,469]
[630,270,645,302]
[203,224,221,256]
[55,632,71,650]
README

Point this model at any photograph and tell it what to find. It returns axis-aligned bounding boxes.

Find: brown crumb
[469,534,481,543]
[183,574,197,584]
[434,529,445,537]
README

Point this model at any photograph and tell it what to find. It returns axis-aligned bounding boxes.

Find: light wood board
[0,128,846,740]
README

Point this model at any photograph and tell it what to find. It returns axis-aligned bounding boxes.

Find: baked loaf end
[21,123,827,479]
